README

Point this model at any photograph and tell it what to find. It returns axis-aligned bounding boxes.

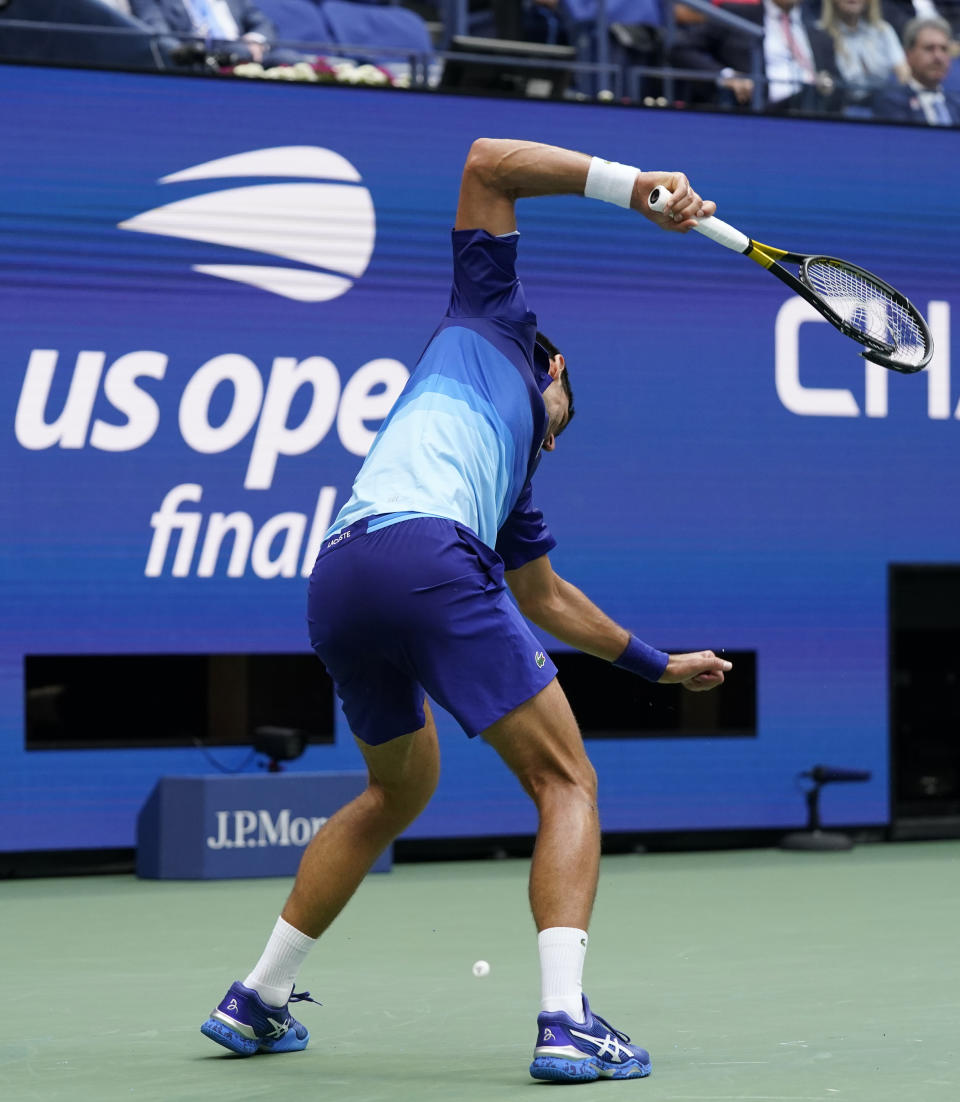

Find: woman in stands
[819,0,909,104]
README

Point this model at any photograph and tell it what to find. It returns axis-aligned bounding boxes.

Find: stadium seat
[560,0,664,95]
[258,0,433,66]
[0,0,162,69]
[257,0,334,45]
[320,0,433,58]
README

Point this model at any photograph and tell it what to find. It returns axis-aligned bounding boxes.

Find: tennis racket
[648,186,932,374]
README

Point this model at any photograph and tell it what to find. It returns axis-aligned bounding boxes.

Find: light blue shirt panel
[328,328,535,547]
[383,370,526,521]
[347,399,510,547]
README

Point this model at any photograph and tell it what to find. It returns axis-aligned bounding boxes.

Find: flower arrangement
[227,59,402,86]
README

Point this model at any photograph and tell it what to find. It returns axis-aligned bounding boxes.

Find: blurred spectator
[0,0,161,70]
[670,0,843,110]
[881,0,960,38]
[872,15,960,118]
[819,0,908,103]
[129,0,304,66]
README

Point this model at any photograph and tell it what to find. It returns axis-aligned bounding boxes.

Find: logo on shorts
[535,651,546,668]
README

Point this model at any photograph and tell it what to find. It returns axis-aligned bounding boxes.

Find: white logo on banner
[775,297,954,419]
[118,146,376,302]
[206,808,329,850]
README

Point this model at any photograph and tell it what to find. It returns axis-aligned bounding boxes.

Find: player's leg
[483,680,652,1083]
[482,677,599,934]
[281,703,440,938]
[201,706,440,1056]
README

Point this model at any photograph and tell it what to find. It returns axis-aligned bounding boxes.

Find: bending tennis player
[201,139,732,1083]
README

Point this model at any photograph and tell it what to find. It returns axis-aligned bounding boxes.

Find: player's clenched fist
[658,650,732,692]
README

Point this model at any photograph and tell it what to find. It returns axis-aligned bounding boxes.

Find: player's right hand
[659,650,732,692]
[634,172,715,232]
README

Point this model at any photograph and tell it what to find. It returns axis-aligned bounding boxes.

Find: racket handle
[648,185,750,254]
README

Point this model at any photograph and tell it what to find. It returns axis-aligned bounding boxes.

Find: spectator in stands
[819,0,908,104]
[670,0,843,111]
[872,15,960,119]
[881,0,960,39]
[129,0,302,66]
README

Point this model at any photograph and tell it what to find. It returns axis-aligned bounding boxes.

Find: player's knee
[370,754,439,820]
[523,755,597,809]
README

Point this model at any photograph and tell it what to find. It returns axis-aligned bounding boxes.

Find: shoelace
[289,989,322,1006]
[590,1012,631,1044]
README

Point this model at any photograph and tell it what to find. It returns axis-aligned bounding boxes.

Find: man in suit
[881,0,960,39]
[670,0,844,112]
[872,16,960,121]
[129,0,303,66]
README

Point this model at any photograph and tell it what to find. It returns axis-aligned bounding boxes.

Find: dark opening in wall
[24,653,335,750]
[551,649,756,739]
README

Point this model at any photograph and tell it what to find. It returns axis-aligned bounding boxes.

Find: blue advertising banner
[1,64,958,850]
[136,772,391,878]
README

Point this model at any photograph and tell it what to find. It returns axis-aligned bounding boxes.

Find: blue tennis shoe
[529,995,651,1082]
[201,981,319,1056]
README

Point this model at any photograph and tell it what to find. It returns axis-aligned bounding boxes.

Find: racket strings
[803,259,927,367]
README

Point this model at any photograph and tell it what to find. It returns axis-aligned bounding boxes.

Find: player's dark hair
[536,331,574,427]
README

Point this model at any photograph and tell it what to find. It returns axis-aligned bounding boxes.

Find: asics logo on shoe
[542,1028,556,1042]
[226,999,239,1012]
[570,1029,629,1063]
[266,1016,291,1039]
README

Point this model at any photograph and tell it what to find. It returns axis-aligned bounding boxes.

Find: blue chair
[560,0,664,95]
[319,0,433,61]
[257,0,334,46]
[0,0,163,69]
[259,0,432,68]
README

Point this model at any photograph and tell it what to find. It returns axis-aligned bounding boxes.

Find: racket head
[798,255,932,373]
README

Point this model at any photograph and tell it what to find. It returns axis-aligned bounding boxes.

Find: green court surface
[2,841,958,1102]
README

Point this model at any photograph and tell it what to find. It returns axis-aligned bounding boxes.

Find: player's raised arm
[454,138,716,237]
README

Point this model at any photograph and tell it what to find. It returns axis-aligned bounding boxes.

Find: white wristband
[584,156,640,209]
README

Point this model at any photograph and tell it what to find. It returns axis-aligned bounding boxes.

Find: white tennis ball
[472,960,490,978]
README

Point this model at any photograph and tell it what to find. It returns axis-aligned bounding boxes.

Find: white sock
[538,926,588,1022]
[243,916,316,1008]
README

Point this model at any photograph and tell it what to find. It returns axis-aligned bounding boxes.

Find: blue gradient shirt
[327,229,557,568]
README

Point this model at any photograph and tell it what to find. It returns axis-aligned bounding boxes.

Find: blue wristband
[613,634,669,682]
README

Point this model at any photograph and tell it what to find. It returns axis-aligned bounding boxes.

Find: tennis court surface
[3,841,958,1102]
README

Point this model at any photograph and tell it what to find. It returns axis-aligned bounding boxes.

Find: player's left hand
[659,650,732,692]
[633,172,716,233]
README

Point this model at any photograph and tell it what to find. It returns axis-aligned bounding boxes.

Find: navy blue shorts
[306,516,557,745]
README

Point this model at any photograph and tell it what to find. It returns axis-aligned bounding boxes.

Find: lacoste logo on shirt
[535,651,546,668]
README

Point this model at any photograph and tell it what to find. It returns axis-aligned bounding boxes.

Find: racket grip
[647,185,750,254]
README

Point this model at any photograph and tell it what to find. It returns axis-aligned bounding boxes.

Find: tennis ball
[472,960,490,978]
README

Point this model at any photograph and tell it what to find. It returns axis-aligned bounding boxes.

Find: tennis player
[201,138,732,1083]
